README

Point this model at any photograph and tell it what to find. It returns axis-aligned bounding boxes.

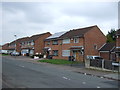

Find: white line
[19,65,25,67]
[82,82,86,84]
[97,86,101,88]
[62,76,71,80]
[62,76,68,79]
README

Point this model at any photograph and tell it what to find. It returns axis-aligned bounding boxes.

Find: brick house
[0,45,2,53]
[20,32,51,56]
[2,43,9,50]
[2,43,10,53]
[115,29,120,61]
[6,37,30,54]
[99,43,116,61]
[44,25,106,62]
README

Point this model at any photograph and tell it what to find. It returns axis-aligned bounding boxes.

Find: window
[52,40,58,45]
[62,50,70,56]
[27,41,30,45]
[74,38,79,43]
[53,50,58,56]
[47,41,50,45]
[31,41,34,45]
[63,39,70,44]
[94,44,97,50]
[21,42,25,46]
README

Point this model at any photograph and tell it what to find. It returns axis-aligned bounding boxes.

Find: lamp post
[14,35,17,52]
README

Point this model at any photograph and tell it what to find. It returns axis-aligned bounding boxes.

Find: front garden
[37,59,82,65]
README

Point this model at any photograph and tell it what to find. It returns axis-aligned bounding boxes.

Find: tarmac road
[2,56,119,88]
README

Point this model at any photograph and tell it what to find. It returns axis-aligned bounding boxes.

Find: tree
[106,29,116,43]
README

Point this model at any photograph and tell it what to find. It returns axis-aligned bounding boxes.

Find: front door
[73,50,83,61]
[76,51,80,61]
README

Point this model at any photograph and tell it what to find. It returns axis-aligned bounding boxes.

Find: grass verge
[37,59,82,65]
[1,54,9,56]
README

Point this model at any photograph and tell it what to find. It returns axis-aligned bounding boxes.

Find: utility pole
[14,35,17,52]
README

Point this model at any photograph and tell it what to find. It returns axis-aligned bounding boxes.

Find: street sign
[112,63,120,66]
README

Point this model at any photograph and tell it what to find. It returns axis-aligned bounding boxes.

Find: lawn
[37,59,82,65]
[1,54,9,56]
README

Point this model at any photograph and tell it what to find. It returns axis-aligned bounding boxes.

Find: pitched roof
[9,37,29,44]
[46,31,67,40]
[17,37,29,42]
[99,43,115,51]
[60,25,97,39]
[116,29,120,35]
[29,32,51,41]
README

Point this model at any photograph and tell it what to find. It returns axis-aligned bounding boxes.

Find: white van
[86,55,103,60]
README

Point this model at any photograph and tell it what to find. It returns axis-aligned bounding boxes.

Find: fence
[85,59,120,72]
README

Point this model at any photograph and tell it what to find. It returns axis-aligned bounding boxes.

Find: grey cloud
[2,2,118,45]
[3,2,55,24]
[61,2,117,21]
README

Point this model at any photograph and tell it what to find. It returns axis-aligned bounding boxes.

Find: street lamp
[14,35,17,52]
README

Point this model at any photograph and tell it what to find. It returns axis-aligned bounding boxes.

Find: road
[2,56,119,88]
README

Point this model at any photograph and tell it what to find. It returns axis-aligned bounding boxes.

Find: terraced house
[115,29,120,61]
[20,32,51,56]
[99,43,116,61]
[44,25,106,62]
[2,37,29,54]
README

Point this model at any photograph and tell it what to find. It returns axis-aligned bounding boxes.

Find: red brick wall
[34,32,51,54]
[116,36,120,47]
[116,35,120,61]
[2,43,10,50]
[84,27,106,58]
[45,27,106,62]
[16,42,21,53]
[99,52,110,60]
[45,38,84,61]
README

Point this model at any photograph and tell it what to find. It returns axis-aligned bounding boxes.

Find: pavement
[2,55,120,81]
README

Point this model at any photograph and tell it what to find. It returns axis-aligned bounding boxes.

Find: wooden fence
[85,59,120,72]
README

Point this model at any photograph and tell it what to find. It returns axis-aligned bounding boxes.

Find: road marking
[62,76,71,80]
[97,86,101,88]
[62,76,68,79]
[68,79,71,80]
[82,82,86,84]
[19,65,25,68]
[21,66,25,67]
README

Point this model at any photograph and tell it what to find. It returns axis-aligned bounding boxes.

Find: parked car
[86,56,103,60]
[11,51,20,56]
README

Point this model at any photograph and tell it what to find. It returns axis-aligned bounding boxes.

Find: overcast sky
[1,1,118,45]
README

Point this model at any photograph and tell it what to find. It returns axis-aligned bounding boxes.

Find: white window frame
[53,50,58,56]
[52,40,58,45]
[63,39,70,44]
[62,50,70,57]
[74,38,79,43]
[31,41,34,45]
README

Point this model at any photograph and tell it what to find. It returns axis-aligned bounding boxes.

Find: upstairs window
[47,41,50,45]
[31,42,34,45]
[52,40,58,45]
[74,38,79,43]
[94,44,97,50]
[63,39,70,44]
